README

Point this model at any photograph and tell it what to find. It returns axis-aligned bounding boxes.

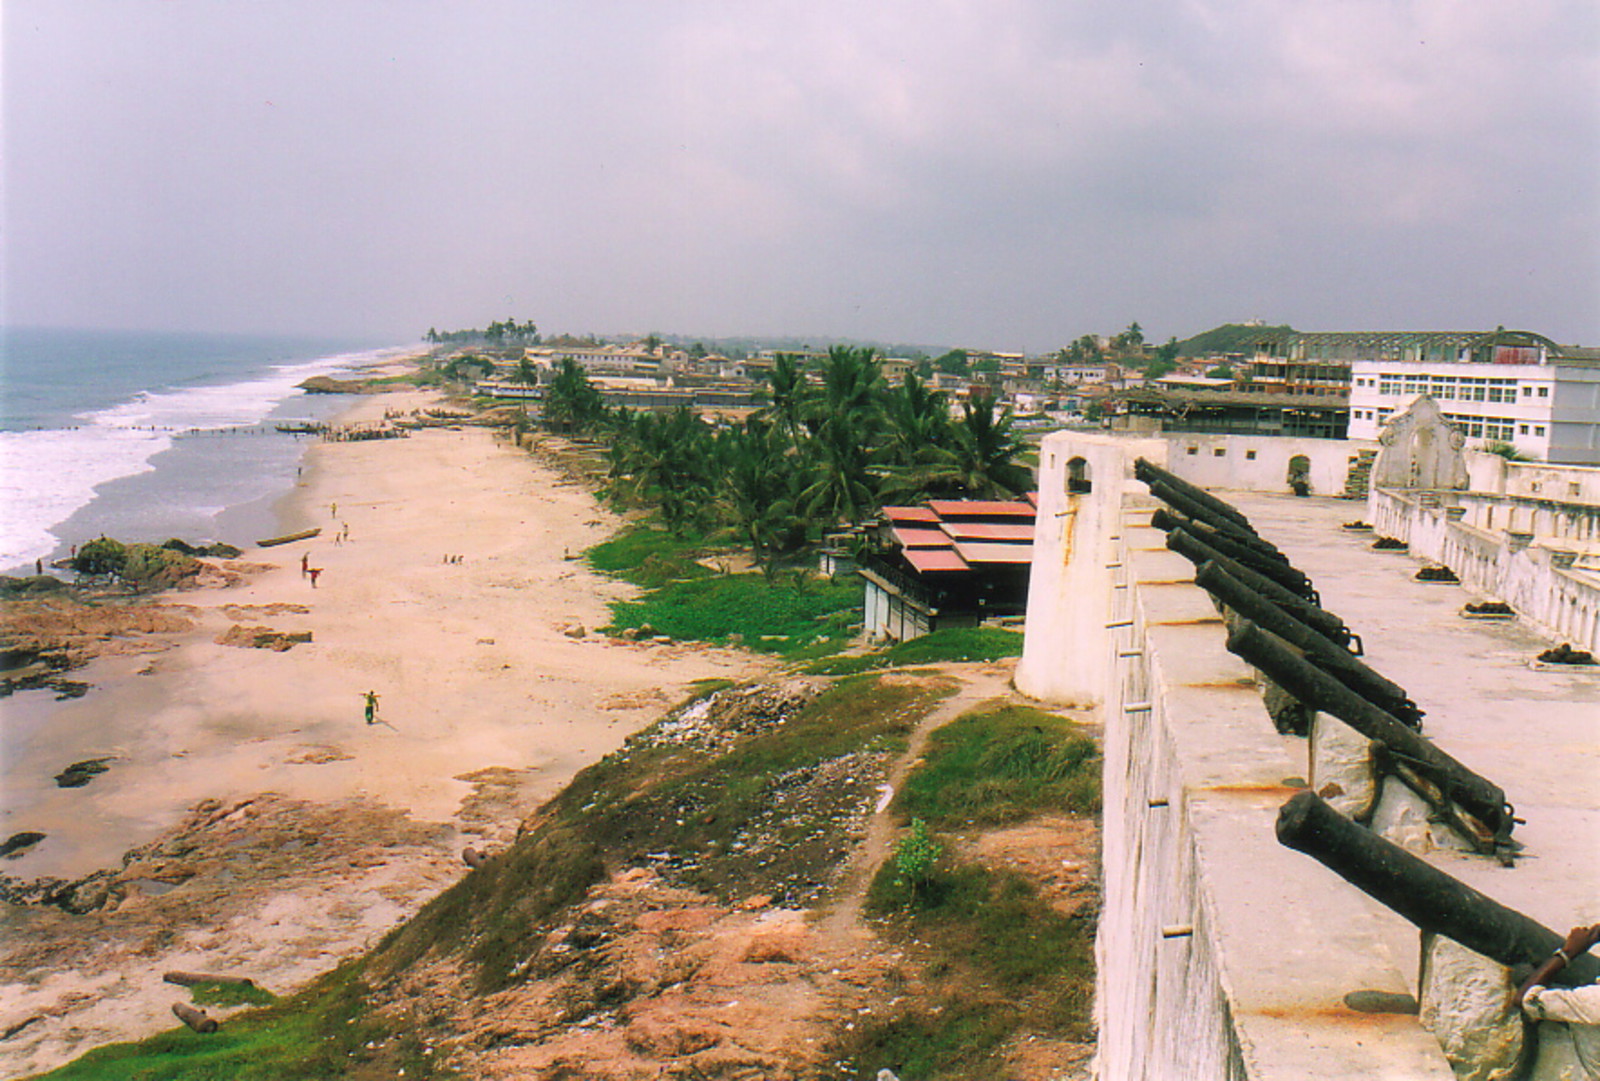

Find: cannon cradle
[1230,620,1513,851]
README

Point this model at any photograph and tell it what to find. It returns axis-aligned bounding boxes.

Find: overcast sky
[5,1,1597,351]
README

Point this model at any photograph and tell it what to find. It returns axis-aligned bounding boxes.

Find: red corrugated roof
[938,521,1034,542]
[925,499,1037,519]
[882,505,940,523]
[1025,492,1039,507]
[891,525,955,548]
[952,540,1035,564]
[903,548,970,573]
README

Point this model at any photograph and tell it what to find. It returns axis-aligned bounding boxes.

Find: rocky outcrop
[297,375,373,395]
[216,625,313,652]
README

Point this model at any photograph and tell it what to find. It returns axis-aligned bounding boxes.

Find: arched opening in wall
[1067,456,1092,494]
[1287,454,1312,497]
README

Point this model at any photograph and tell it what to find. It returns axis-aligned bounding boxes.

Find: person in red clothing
[308,567,322,588]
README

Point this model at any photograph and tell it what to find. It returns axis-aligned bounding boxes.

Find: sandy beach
[0,386,772,1077]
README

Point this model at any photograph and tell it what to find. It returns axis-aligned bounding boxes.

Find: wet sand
[0,386,770,1076]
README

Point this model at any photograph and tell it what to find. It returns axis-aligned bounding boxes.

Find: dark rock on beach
[0,832,45,859]
[55,758,114,789]
[161,538,243,559]
[0,575,68,599]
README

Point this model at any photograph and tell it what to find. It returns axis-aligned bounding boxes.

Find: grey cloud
[3,0,1595,349]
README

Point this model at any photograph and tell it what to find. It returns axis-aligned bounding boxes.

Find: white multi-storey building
[1346,331,1600,464]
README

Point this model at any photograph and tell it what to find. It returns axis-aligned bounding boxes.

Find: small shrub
[892,819,943,905]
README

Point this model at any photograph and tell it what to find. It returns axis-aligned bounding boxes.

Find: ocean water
[0,327,416,574]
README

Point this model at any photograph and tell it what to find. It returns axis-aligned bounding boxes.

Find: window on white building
[1535,426,1546,436]
[1538,386,1549,397]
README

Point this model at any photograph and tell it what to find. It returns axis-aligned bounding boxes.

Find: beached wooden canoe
[255,527,320,548]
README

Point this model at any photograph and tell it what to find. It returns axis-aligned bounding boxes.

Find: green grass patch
[840,856,1096,1079]
[804,627,1024,675]
[585,525,714,587]
[607,573,859,656]
[830,1000,1017,1081]
[189,981,276,1009]
[29,961,446,1081]
[895,704,1100,829]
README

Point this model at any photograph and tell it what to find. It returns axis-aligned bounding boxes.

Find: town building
[859,498,1036,641]
[1346,330,1600,464]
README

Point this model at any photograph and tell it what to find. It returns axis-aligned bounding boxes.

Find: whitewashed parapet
[1368,488,1600,653]
[1084,489,1453,1080]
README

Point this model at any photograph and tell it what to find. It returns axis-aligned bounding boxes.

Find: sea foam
[0,345,410,573]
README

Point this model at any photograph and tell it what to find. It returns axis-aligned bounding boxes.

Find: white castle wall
[1158,433,1378,497]
[1026,432,1458,1081]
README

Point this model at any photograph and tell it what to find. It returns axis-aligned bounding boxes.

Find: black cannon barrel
[1278,792,1594,985]
[1153,509,1316,599]
[1231,621,1510,837]
[1134,457,1255,530]
[1143,478,1276,555]
[1151,507,1290,565]
[1167,528,1351,646]
[1194,561,1422,727]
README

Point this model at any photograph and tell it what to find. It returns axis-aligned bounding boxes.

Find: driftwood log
[163,971,256,988]
[171,1002,218,1034]
[1278,792,1595,986]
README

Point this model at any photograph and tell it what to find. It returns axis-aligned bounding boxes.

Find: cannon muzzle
[1134,457,1255,531]
[1153,508,1315,598]
[1278,792,1590,985]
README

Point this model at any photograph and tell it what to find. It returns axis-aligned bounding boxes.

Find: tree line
[425,320,540,345]
[542,346,1033,573]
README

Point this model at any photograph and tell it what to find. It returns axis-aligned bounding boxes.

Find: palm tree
[543,359,606,431]
[763,352,811,442]
[797,346,886,524]
[625,407,716,534]
[717,417,805,577]
[881,371,952,467]
[883,395,1032,499]
[948,396,1033,496]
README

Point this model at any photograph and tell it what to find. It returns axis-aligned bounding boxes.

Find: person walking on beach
[363,690,380,725]
[308,567,323,588]
[300,551,310,577]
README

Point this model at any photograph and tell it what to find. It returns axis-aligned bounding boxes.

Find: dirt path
[816,660,1024,936]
